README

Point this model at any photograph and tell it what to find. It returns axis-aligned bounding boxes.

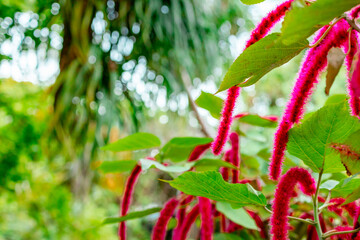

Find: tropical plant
[99,1,360,239]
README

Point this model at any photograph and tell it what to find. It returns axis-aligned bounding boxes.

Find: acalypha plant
[99,0,360,239]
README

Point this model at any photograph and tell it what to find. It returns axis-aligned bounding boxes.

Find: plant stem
[308,17,344,48]
[313,169,324,239]
[322,227,360,239]
[346,17,360,34]
[264,207,315,225]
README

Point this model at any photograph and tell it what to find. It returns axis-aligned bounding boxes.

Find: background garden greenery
[0,0,352,239]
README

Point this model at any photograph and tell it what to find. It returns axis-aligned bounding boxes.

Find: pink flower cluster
[269,19,351,180]
[119,164,142,240]
[270,167,316,240]
[152,198,179,240]
[212,0,293,155]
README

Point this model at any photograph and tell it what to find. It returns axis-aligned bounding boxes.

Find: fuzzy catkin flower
[344,31,360,119]
[352,205,360,239]
[245,0,294,48]
[188,143,212,162]
[179,204,200,240]
[198,197,213,240]
[269,120,291,180]
[221,150,232,181]
[172,195,193,240]
[152,198,179,240]
[212,0,293,155]
[227,221,243,233]
[119,164,142,240]
[212,86,240,155]
[247,210,267,238]
[328,198,357,218]
[269,20,350,180]
[229,132,240,183]
[270,167,316,240]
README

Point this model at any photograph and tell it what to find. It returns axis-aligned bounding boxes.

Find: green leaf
[280,0,359,45]
[194,159,238,172]
[217,33,308,92]
[102,207,162,225]
[165,171,267,207]
[140,158,194,173]
[97,160,137,173]
[319,180,339,190]
[287,102,360,173]
[159,137,213,162]
[101,132,161,152]
[240,0,265,5]
[333,130,360,176]
[332,177,360,198]
[343,186,360,205]
[195,91,223,119]
[237,114,277,128]
[216,202,258,230]
[325,94,348,106]
[214,233,243,240]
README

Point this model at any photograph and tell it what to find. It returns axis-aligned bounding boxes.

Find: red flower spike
[188,143,212,162]
[328,198,357,219]
[269,120,291,180]
[220,214,227,233]
[350,5,360,19]
[270,20,350,180]
[213,0,293,155]
[173,195,194,240]
[221,150,232,181]
[245,0,294,48]
[179,204,200,240]
[152,198,179,240]
[227,221,243,233]
[247,210,267,238]
[270,167,316,240]
[119,164,142,240]
[239,179,252,184]
[212,86,240,155]
[344,31,360,119]
[352,205,360,239]
[198,197,213,240]
[229,132,240,183]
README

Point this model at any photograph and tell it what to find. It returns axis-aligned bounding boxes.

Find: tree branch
[180,70,211,138]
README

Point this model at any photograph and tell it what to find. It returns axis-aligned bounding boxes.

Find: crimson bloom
[270,167,316,240]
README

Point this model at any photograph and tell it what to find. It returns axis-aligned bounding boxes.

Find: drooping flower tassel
[119,164,142,240]
[269,19,350,180]
[172,195,193,240]
[270,167,316,240]
[212,0,294,155]
[198,197,214,240]
[221,150,232,182]
[188,143,212,161]
[178,204,200,240]
[152,198,179,240]
[247,210,267,239]
[212,87,240,155]
[229,132,240,183]
[352,205,360,239]
[344,30,360,119]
